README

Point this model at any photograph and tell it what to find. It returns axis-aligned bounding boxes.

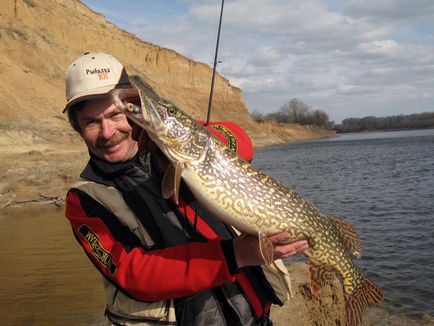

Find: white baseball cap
[63,52,130,112]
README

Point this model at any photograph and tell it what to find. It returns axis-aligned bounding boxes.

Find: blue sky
[82,0,434,123]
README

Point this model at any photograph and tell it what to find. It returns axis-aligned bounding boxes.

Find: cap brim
[63,84,117,113]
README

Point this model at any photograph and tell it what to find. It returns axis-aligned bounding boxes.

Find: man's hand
[268,232,309,260]
[233,232,309,268]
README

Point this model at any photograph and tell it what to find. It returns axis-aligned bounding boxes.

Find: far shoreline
[335,126,434,134]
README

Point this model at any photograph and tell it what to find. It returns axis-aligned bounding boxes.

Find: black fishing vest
[80,152,279,325]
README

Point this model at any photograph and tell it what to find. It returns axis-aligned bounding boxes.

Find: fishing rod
[205,0,225,126]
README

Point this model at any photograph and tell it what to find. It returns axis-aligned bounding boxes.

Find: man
[63,52,309,325]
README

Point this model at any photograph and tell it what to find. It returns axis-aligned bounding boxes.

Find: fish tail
[344,275,384,326]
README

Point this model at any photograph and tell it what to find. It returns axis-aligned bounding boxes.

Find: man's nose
[100,119,116,139]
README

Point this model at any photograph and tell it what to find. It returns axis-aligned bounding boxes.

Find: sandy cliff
[0,0,333,144]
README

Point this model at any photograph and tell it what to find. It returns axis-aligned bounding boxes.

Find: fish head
[110,75,210,165]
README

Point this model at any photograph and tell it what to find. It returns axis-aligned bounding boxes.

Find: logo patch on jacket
[79,225,117,275]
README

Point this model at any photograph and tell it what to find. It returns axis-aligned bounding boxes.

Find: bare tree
[251,98,332,129]
[250,110,265,122]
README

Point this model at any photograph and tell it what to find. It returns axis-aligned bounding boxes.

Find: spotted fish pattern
[110,75,384,326]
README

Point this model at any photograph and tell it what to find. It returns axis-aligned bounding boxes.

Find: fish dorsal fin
[162,163,183,204]
[308,261,337,296]
[328,215,363,259]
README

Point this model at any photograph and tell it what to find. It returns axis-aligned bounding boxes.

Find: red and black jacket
[64,122,281,324]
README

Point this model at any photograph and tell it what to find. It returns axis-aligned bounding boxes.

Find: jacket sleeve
[65,189,236,302]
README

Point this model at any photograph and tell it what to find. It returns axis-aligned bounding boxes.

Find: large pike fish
[111,75,383,326]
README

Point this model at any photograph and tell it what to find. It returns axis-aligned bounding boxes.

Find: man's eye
[111,112,124,120]
[86,119,97,126]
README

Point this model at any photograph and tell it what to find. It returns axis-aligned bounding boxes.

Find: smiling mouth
[102,140,123,149]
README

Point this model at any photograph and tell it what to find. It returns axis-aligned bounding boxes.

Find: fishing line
[205,0,225,126]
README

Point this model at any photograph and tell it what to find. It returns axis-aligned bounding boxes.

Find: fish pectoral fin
[308,261,337,296]
[162,163,183,204]
[258,231,274,266]
[328,214,363,259]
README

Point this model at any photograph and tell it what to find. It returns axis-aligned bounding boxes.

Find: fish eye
[167,107,176,116]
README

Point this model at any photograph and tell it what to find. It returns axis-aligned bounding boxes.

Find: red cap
[199,121,254,162]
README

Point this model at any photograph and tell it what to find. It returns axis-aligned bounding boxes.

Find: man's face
[76,98,138,162]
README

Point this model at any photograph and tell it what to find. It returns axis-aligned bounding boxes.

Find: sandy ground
[271,262,345,325]
[0,126,88,208]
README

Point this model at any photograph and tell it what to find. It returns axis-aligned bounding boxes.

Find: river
[0,129,433,325]
[253,129,434,319]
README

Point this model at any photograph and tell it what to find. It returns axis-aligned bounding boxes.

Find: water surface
[253,129,434,318]
[0,206,106,325]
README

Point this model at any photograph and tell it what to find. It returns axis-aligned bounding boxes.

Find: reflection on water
[0,206,106,326]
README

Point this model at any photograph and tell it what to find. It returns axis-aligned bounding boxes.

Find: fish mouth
[110,87,168,142]
[110,88,150,124]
